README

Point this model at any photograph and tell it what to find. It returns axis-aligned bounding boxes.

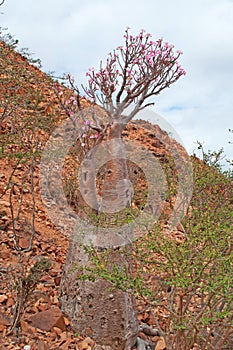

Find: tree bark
[79,147,99,212]
[59,239,138,350]
[59,121,138,349]
[101,122,133,213]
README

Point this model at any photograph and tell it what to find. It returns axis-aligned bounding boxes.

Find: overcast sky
[1,0,233,164]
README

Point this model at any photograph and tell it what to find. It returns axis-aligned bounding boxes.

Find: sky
[1,0,233,164]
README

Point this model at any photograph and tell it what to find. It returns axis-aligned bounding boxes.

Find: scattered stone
[0,345,8,350]
[0,312,11,327]
[0,295,8,304]
[29,307,66,332]
[6,297,14,307]
[0,200,10,207]
[18,237,31,249]
[0,210,7,218]
[59,339,72,350]
[154,337,166,350]
[20,320,34,335]
[93,346,112,350]
[54,276,61,285]
[53,326,63,336]
[35,340,48,350]
[78,337,95,350]
[63,317,70,326]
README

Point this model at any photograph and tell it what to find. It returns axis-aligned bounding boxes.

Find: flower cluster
[53,83,98,149]
[65,96,77,106]
[80,120,99,147]
[85,28,186,111]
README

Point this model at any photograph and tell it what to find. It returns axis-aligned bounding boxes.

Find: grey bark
[59,122,138,349]
[59,239,138,350]
[101,122,133,213]
[79,148,99,212]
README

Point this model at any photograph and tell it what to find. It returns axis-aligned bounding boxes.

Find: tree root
[136,323,160,350]
[139,323,160,336]
[93,324,160,350]
[136,337,155,350]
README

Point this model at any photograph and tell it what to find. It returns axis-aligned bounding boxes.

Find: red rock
[53,326,63,336]
[0,249,11,260]
[64,317,70,326]
[0,312,11,326]
[0,200,10,208]
[35,340,49,350]
[20,320,31,334]
[77,337,95,350]
[0,324,6,332]
[60,339,72,350]
[6,297,14,307]
[54,276,61,285]
[155,337,166,350]
[29,307,66,332]
[18,237,30,249]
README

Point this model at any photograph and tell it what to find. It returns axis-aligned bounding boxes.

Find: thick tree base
[59,239,138,350]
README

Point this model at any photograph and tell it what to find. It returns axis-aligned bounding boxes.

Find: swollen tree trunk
[101,122,133,213]
[79,147,99,213]
[59,122,138,349]
[59,240,138,349]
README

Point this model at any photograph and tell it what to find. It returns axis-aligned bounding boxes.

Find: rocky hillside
[0,40,232,350]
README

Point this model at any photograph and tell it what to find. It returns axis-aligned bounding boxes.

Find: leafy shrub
[81,150,233,350]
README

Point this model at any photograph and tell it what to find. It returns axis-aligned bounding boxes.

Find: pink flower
[178,67,186,75]
[82,29,185,108]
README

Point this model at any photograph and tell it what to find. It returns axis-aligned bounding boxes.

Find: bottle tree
[58,28,186,349]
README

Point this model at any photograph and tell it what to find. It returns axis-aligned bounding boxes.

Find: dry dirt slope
[0,40,194,349]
